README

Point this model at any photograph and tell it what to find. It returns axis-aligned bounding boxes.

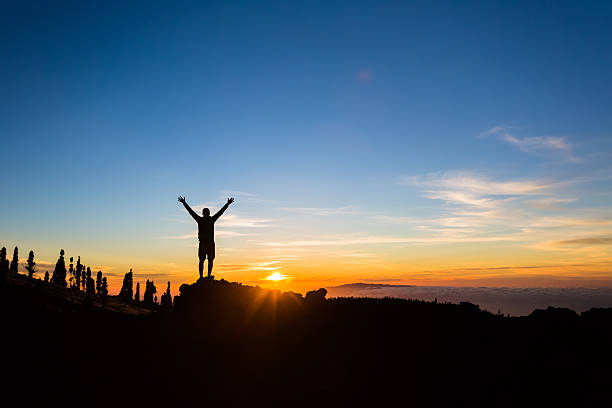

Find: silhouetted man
[178,196,235,279]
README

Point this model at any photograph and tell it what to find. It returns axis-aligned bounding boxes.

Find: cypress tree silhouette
[10,246,18,274]
[44,271,49,282]
[75,256,82,290]
[96,271,103,295]
[101,276,108,296]
[143,279,157,307]
[100,276,109,307]
[134,282,140,303]
[25,250,36,278]
[160,281,172,310]
[50,249,67,286]
[81,265,87,291]
[86,267,95,295]
[0,247,9,277]
[119,269,134,302]
[68,257,74,287]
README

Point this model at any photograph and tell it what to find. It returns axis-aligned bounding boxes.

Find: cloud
[550,236,612,247]
[219,190,275,204]
[401,170,612,255]
[326,284,612,316]
[479,125,511,138]
[411,171,551,196]
[161,230,255,239]
[370,215,419,224]
[483,126,580,162]
[280,206,362,216]
[527,197,576,211]
[257,234,520,248]
[216,214,273,228]
[216,261,281,273]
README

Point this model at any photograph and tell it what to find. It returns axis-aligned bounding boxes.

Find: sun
[265,272,287,281]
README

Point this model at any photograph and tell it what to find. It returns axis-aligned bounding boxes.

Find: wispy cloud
[482,126,580,162]
[220,190,275,204]
[549,236,612,247]
[410,171,551,196]
[162,230,255,239]
[369,215,419,224]
[257,234,520,247]
[527,197,577,211]
[401,170,612,257]
[279,206,362,216]
[406,172,552,214]
[216,261,281,273]
[216,214,273,228]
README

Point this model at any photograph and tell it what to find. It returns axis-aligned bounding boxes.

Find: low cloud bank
[326,283,612,316]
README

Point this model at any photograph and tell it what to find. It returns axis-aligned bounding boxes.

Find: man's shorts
[198,241,215,260]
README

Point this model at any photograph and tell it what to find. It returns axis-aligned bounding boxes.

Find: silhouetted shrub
[134,282,140,303]
[44,271,49,282]
[25,250,36,278]
[119,269,134,301]
[305,288,327,302]
[50,249,67,287]
[10,246,18,274]
[143,279,157,307]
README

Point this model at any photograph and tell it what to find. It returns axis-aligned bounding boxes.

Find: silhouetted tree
[143,279,157,307]
[119,269,134,302]
[25,250,36,278]
[86,267,95,295]
[50,249,67,286]
[100,277,109,306]
[81,264,87,291]
[68,257,74,287]
[96,271,103,295]
[10,246,18,274]
[0,247,9,277]
[101,277,108,296]
[75,256,83,290]
[134,282,140,303]
[160,281,172,310]
[44,271,49,282]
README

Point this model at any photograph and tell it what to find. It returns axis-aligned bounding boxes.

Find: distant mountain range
[326,283,612,316]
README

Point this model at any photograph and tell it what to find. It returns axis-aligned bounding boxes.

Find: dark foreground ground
[2,273,612,406]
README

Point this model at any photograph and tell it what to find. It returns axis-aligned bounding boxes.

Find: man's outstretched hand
[178,196,186,204]
[227,197,235,205]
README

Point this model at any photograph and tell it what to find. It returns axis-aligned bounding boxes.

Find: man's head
[202,208,210,217]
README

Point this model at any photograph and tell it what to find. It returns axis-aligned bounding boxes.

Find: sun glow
[265,272,287,281]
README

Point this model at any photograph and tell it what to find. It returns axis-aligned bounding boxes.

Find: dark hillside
[2,275,612,406]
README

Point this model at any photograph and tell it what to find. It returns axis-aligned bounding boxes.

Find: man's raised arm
[212,197,234,222]
[178,196,200,221]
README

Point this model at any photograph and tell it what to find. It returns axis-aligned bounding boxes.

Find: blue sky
[2,1,612,292]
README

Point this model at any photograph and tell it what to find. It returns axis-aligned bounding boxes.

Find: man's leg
[197,242,204,278]
[207,242,215,278]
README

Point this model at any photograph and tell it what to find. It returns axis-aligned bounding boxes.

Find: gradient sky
[2,1,612,294]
